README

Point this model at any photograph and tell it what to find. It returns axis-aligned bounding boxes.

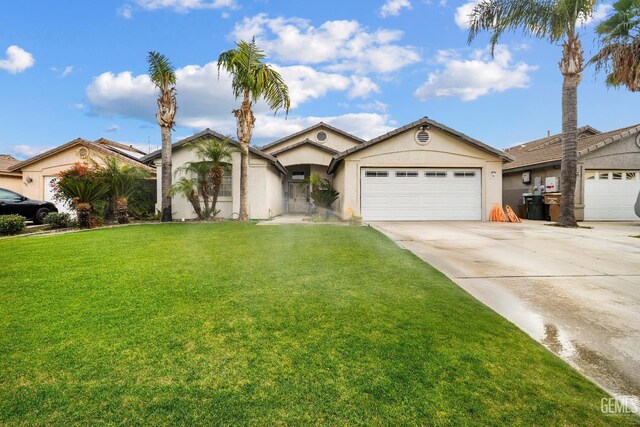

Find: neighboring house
[7,138,154,210]
[503,124,640,221]
[144,117,512,221]
[0,155,22,193]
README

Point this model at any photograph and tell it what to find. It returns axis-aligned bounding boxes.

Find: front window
[220,166,232,197]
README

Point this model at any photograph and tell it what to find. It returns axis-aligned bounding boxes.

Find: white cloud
[348,76,380,99]
[85,60,398,144]
[10,144,49,158]
[106,124,121,133]
[0,45,35,74]
[230,14,420,74]
[579,3,614,26]
[380,0,412,17]
[272,65,351,108]
[414,44,537,101]
[118,4,133,18]
[455,0,477,30]
[62,66,73,78]
[134,0,237,12]
[357,100,388,113]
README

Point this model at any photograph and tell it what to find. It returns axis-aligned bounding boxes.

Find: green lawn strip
[0,223,636,425]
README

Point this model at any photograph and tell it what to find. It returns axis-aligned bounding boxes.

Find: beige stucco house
[144,117,512,222]
[6,138,154,209]
[503,124,640,221]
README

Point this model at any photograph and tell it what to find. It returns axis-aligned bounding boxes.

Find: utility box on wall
[545,177,558,193]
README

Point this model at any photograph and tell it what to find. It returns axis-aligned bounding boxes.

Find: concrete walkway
[373,220,640,410]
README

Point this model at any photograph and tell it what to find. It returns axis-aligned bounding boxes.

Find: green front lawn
[0,224,634,425]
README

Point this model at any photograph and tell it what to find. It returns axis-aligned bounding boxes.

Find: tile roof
[141,129,287,175]
[503,124,640,171]
[8,138,155,172]
[259,122,365,151]
[0,155,18,172]
[327,116,513,174]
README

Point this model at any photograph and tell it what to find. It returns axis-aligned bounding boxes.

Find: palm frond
[147,51,177,88]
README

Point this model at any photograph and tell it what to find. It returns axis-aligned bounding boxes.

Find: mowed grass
[0,223,635,426]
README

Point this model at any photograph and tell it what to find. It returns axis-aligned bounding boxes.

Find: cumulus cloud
[134,0,236,12]
[10,144,49,158]
[380,0,412,17]
[414,45,537,101]
[62,66,73,78]
[0,45,35,74]
[455,0,477,29]
[118,4,133,18]
[230,14,420,74]
[85,60,396,142]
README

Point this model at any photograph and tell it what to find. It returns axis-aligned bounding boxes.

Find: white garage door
[361,168,482,221]
[584,170,640,220]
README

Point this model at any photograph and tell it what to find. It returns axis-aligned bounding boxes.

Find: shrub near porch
[0,224,636,425]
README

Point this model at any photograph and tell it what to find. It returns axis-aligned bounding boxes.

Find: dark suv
[0,188,58,224]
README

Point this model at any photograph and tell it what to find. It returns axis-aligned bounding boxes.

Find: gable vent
[415,129,430,145]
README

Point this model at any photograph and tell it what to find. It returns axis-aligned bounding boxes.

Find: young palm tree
[218,40,290,222]
[148,51,177,222]
[97,157,151,224]
[187,137,236,215]
[592,0,640,91]
[175,161,213,219]
[468,0,598,227]
[168,177,203,219]
[55,179,109,228]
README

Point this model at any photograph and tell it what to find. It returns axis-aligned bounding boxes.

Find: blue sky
[0,0,637,159]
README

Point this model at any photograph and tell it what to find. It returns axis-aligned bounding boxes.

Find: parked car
[0,188,58,224]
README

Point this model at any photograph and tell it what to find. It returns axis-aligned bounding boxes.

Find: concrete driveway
[373,220,640,408]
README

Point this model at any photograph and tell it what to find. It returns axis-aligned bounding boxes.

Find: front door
[288,182,309,213]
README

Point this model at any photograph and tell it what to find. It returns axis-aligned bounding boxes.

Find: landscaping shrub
[44,212,75,229]
[0,215,26,235]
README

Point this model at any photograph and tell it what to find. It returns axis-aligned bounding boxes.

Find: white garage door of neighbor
[43,176,72,215]
[360,168,482,221]
[584,170,640,220]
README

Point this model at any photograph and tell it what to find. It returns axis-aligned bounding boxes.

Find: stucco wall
[155,147,282,220]
[503,165,561,210]
[273,144,334,167]
[332,126,505,220]
[262,126,361,155]
[0,174,23,193]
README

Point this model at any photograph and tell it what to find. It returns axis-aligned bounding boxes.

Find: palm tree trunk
[115,197,129,224]
[558,35,583,228]
[233,90,255,222]
[211,166,223,216]
[160,124,173,222]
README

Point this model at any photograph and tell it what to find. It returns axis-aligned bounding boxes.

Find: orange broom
[490,203,507,222]
[505,205,521,223]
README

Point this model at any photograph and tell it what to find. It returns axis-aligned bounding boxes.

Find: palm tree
[217,40,290,222]
[591,0,640,91]
[55,179,109,228]
[468,0,598,227]
[186,137,236,215]
[168,177,203,219]
[97,157,151,224]
[148,51,177,222]
[175,161,213,219]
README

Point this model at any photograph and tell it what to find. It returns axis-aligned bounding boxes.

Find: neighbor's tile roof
[0,155,18,172]
[9,139,155,172]
[503,124,640,171]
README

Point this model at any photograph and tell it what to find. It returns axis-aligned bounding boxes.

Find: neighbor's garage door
[584,170,640,220]
[361,168,481,221]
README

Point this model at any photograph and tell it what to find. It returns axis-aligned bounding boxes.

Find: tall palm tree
[217,40,290,222]
[148,51,177,222]
[468,0,598,227]
[591,0,640,91]
[187,137,236,215]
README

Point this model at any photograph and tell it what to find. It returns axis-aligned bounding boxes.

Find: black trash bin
[525,195,545,220]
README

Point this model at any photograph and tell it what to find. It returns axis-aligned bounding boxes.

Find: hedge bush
[44,212,75,229]
[0,215,26,235]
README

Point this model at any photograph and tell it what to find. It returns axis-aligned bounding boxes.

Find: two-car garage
[360,168,482,221]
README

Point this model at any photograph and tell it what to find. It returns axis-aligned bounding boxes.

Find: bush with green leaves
[44,212,75,229]
[0,215,26,235]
